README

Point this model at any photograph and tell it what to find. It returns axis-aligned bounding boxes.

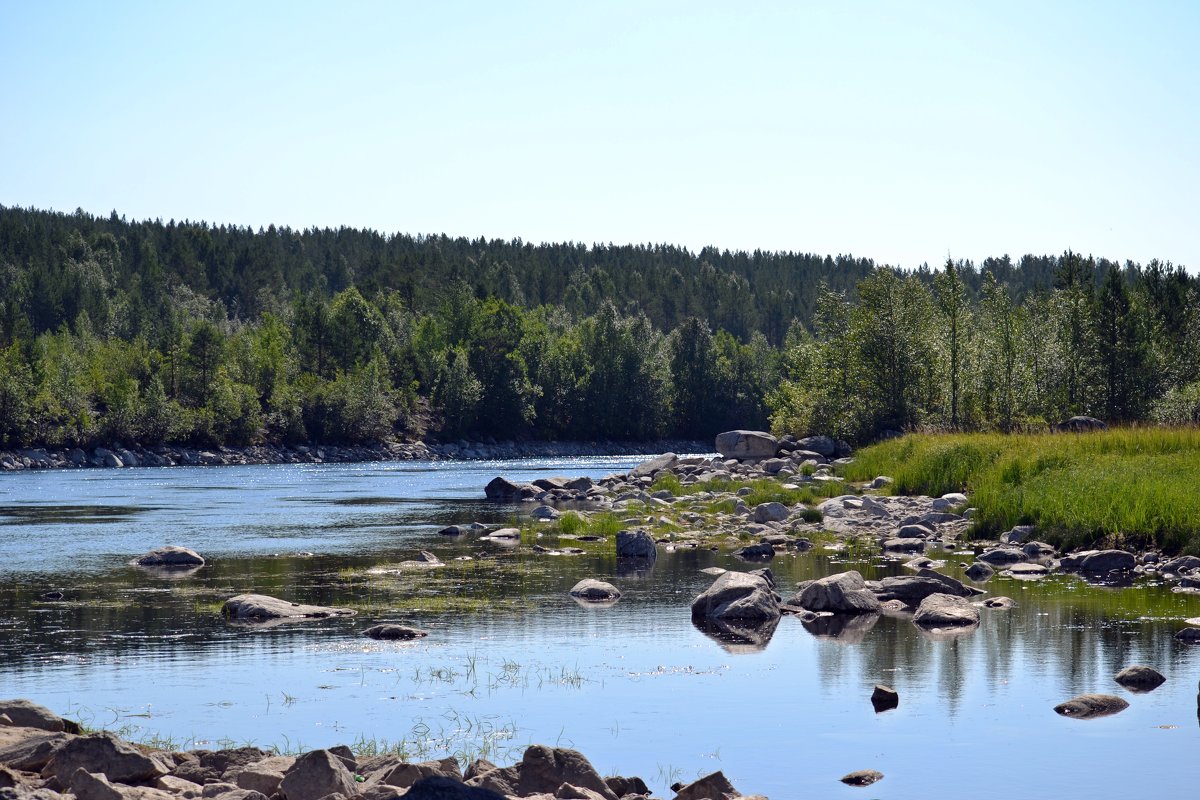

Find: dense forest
[0,205,1196,450]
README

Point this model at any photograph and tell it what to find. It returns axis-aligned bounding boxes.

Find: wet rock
[1160,556,1200,575]
[796,571,881,615]
[133,546,205,568]
[982,596,1017,609]
[672,770,739,800]
[965,562,994,581]
[1053,694,1129,719]
[881,537,925,552]
[977,548,1024,565]
[362,624,428,640]
[278,749,358,800]
[0,701,79,734]
[1078,549,1136,573]
[840,769,883,787]
[870,685,898,712]
[714,430,777,460]
[483,477,539,501]
[732,543,775,561]
[1003,563,1049,579]
[1114,665,1166,692]
[912,593,980,628]
[1174,627,1200,643]
[47,732,169,785]
[466,745,617,800]
[615,531,657,561]
[691,571,780,622]
[222,594,355,622]
[568,579,621,602]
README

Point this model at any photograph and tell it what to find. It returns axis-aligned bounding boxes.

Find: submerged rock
[222,594,355,622]
[870,685,899,713]
[133,546,205,568]
[363,624,428,641]
[912,593,980,628]
[568,579,622,602]
[1053,694,1129,719]
[1114,665,1166,692]
[840,769,884,786]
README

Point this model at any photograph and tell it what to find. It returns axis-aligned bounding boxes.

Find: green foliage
[844,429,1200,555]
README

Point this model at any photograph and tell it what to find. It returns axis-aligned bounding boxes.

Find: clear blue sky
[2,1,1197,270]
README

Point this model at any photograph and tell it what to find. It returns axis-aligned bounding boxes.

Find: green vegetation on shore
[844,429,1200,555]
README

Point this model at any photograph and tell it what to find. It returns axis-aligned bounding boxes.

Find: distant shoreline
[0,438,711,472]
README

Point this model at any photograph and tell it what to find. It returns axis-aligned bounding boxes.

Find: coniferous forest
[0,204,1197,450]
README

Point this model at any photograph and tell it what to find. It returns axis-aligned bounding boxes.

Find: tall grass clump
[843,428,1200,555]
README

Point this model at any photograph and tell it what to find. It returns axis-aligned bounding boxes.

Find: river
[1,457,1198,797]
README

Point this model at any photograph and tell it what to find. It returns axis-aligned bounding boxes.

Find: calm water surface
[1,458,1199,798]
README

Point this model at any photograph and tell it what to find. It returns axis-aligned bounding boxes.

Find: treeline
[0,205,1196,450]
[771,254,1200,441]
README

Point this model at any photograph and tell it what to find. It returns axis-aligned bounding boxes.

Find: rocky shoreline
[0,440,709,472]
[0,701,765,800]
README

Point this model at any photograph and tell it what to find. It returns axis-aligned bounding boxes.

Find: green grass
[842,428,1200,555]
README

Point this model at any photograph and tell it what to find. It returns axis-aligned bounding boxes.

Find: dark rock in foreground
[363,624,428,641]
[615,530,657,561]
[870,685,899,712]
[133,546,205,568]
[1114,665,1166,692]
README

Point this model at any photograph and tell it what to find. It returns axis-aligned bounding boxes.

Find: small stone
[840,769,883,787]
[1114,665,1166,692]
[870,685,898,712]
[362,625,428,640]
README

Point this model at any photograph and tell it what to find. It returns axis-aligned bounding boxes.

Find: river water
[1,457,1198,798]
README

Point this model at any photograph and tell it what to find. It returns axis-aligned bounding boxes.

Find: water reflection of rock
[615,556,656,578]
[693,616,779,654]
[917,622,980,641]
[802,612,879,644]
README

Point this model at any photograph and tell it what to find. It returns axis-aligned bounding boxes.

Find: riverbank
[0,438,709,472]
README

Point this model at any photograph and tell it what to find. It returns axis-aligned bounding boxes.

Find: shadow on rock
[801,612,879,644]
[693,616,779,654]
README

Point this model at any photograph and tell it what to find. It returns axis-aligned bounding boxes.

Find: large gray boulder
[1053,694,1129,719]
[796,435,837,457]
[796,571,881,615]
[362,624,428,641]
[568,579,621,602]
[691,572,781,622]
[483,476,539,501]
[0,700,79,734]
[47,732,169,785]
[222,594,355,621]
[1160,555,1200,575]
[1078,549,1136,573]
[1114,665,1166,692]
[628,453,677,479]
[615,531,656,561]
[279,749,358,800]
[466,745,617,800]
[714,430,778,460]
[673,770,741,800]
[873,570,972,605]
[752,502,789,523]
[977,548,1025,565]
[912,593,980,628]
[133,546,205,568]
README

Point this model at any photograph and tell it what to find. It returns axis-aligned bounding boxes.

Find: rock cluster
[0,716,764,800]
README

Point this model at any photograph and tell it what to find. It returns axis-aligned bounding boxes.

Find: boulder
[752,502,789,523]
[1004,563,1049,579]
[965,562,995,581]
[604,776,649,799]
[628,453,677,479]
[363,624,428,640]
[796,435,837,457]
[714,430,778,460]
[672,770,739,800]
[1053,415,1107,432]
[870,685,899,712]
[0,730,70,772]
[1001,525,1037,544]
[1114,665,1166,692]
[796,571,881,615]
[982,596,1016,609]
[0,700,79,734]
[279,749,358,800]
[222,594,355,621]
[483,477,539,501]
[881,538,925,552]
[977,548,1024,565]
[896,523,934,539]
[873,570,972,605]
[406,776,504,799]
[1078,549,1136,573]
[466,745,617,800]
[691,572,780,622]
[1174,627,1200,643]
[615,531,656,561]
[47,732,169,785]
[912,593,980,628]
[1053,694,1129,719]
[840,769,884,787]
[732,543,775,561]
[568,580,621,602]
[367,757,462,789]
[133,546,205,568]
[1160,556,1200,575]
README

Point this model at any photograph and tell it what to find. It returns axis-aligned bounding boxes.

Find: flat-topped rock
[912,593,980,628]
[796,571,881,615]
[222,594,355,621]
[1054,693,1128,719]
[568,579,621,602]
[714,430,777,460]
[133,545,205,568]
[363,624,428,640]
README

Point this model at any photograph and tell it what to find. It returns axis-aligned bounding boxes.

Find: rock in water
[912,593,980,628]
[796,571,881,615]
[568,579,622,602]
[133,545,205,568]
[714,430,778,460]
[222,594,356,621]
[363,624,428,640]
[615,530,657,561]
[870,685,899,712]
[1114,665,1166,692]
[1053,694,1129,719]
[840,769,884,786]
[691,571,780,622]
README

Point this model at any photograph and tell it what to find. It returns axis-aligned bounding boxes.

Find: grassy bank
[842,428,1200,555]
